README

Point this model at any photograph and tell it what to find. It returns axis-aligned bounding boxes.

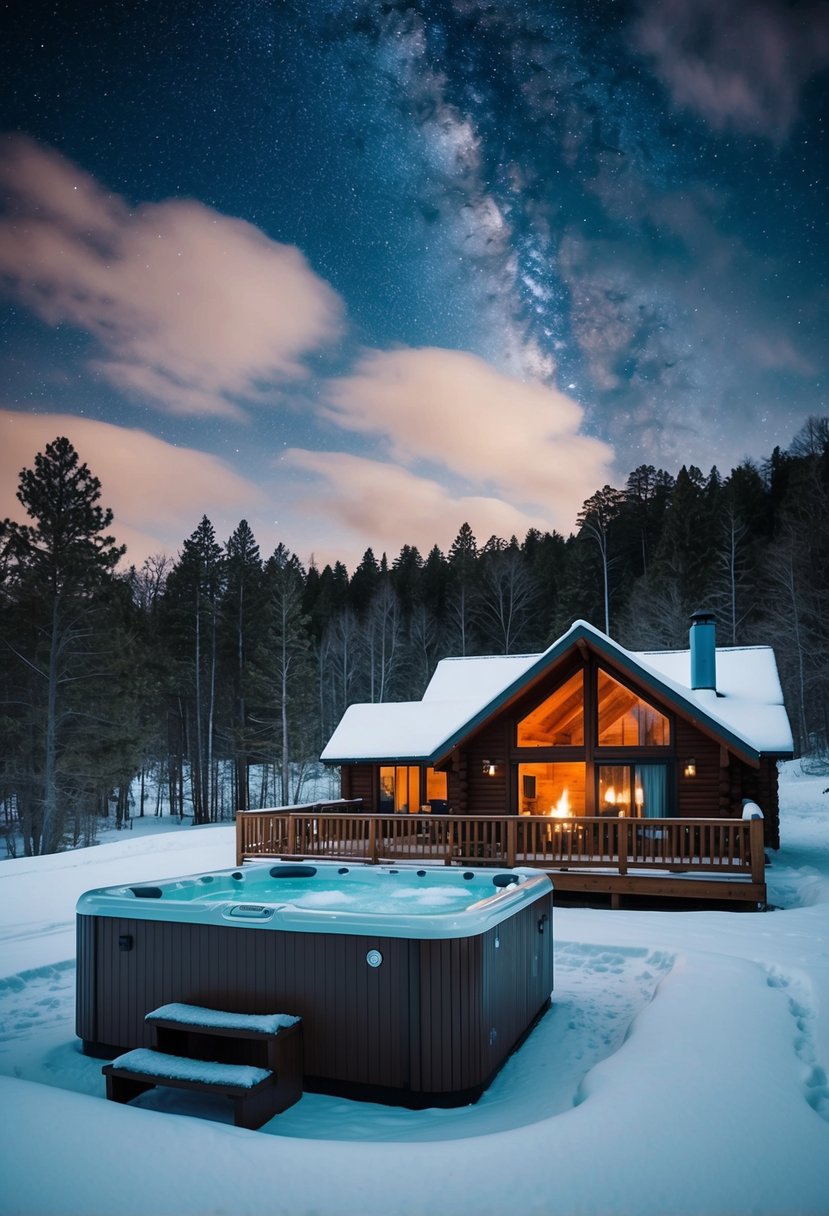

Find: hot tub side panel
[410,932,484,1097]
[75,914,98,1047]
[482,889,553,1081]
[415,890,554,1096]
[76,915,414,1090]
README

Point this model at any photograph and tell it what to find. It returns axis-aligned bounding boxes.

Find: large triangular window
[597,670,670,747]
[517,671,584,747]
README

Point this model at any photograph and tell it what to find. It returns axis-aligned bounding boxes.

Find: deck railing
[236,804,765,886]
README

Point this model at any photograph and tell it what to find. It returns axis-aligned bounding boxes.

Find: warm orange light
[604,785,617,805]
[684,759,697,778]
[547,788,571,819]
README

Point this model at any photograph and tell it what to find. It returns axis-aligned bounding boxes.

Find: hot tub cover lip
[76,860,553,939]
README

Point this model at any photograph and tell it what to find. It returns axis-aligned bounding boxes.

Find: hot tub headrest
[492,874,520,888]
[129,886,163,899]
[268,864,318,879]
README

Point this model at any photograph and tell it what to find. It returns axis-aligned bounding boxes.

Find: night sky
[1,0,828,569]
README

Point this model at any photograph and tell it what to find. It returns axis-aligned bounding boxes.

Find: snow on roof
[321,620,794,763]
[632,645,793,756]
[320,700,476,763]
[320,652,537,763]
[421,652,537,704]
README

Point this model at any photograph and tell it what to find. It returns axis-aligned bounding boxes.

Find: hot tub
[76,861,554,1107]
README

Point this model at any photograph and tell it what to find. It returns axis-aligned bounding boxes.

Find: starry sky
[1,0,828,570]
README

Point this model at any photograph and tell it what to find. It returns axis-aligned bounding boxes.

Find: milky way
[1,0,828,566]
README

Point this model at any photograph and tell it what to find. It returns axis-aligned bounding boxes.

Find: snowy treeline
[2,419,829,855]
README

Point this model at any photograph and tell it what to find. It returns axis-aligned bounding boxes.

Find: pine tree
[222,521,266,812]
[447,523,478,655]
[161,517,225,823]
[0,437,125,853]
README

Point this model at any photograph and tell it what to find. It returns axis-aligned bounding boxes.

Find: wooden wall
[675,719,724,818]
[340,764,377,811]
[674,719,780,845]
[462,718,511,815]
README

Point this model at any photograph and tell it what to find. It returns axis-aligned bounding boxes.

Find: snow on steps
[103,1003,304,1129]
[145,1002,299,1036]
[107,1048,269,1088]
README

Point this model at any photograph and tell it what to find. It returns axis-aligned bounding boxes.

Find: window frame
[377,764,448,813]
[509,657,676,817]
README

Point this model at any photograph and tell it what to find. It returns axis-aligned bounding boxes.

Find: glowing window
[518,762,585,818]
[425,768,448,802]
[597,671,670,747]
[379,766,446,812]
[598,764,669,818]
[379,766,420,813]
[517,671,584,747]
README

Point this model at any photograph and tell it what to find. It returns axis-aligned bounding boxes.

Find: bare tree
[577,486,625,636]
[366,582,403,701]
[476,546,538,654]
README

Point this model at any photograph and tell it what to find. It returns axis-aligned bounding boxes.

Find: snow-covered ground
[1,764,828,1216]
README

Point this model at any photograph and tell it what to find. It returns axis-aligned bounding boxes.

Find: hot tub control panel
[225,904,276,920]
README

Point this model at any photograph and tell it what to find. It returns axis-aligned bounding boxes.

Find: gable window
[517,671,584,747]
[597,671,670,747]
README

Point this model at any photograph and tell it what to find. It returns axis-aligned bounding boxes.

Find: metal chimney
[689,611,717,691]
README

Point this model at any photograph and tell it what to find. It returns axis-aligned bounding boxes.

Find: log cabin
[309,614,794,906]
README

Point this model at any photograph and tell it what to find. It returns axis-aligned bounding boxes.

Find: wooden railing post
[287,815,296,857]
[749,815,765,885]
[368,817,377,865]
[507,817,516,868]
[235,813,244,866]
[617,818,628,876]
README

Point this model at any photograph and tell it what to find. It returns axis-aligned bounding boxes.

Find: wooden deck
[236,802,768,908]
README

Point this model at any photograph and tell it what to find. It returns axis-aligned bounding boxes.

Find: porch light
[483,760,497,777]
[684,759,697,778]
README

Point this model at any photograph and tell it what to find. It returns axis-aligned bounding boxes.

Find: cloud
[319,347,612,526]
[0,410,266,565]
[284,448,550,557]
[631,0,829,140]
[0,137,345,417]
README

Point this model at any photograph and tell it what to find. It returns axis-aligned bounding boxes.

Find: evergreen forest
[3,421,829,855]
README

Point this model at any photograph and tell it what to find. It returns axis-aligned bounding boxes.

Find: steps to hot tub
[102,1003,303,1129]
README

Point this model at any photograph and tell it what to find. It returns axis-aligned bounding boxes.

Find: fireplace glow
[548,789,571,819]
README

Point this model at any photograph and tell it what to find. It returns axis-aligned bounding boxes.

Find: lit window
[518,762,585,818]
[598,764,669,818]
[425,768,447,802]
[597,671,670,746]
[379,766,446,812]
[517,672,584,747]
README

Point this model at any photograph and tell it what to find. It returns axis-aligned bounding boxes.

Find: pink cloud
[285,448,562,561]
[632,0,829,139]
[319,347,612,524]
[0,137,345,417]
[0,410,266,565]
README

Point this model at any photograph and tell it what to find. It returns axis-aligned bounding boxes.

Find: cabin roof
[320,619,794,765]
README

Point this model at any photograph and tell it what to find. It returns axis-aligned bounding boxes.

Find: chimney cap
[690,610,716,625]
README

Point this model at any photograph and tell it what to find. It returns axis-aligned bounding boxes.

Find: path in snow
[765,965,829,1122]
